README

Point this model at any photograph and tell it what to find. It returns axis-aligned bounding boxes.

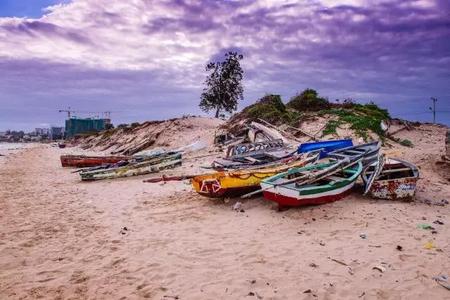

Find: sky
[0,0,449,131]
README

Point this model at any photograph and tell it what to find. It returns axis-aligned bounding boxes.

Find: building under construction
[65,117,110,138]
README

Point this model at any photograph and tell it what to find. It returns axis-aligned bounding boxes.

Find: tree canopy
[199,51,244,117]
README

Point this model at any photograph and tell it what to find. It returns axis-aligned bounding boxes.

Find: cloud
[0,0,449,129]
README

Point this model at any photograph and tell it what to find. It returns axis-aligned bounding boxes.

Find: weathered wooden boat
[60,155,130,168]
[328,141,381,167]
[192,152,319,198]
[260,160,363,208]
[80,152,182,181]
[212,139,294,170]
[297,139,353,158]
[362,158,419,200]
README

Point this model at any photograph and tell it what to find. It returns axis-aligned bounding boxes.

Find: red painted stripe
[263,188,353,207]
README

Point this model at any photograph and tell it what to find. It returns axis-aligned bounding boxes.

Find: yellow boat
[192,153,319,198]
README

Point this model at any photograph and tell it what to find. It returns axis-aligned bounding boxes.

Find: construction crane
[58,108,112,119]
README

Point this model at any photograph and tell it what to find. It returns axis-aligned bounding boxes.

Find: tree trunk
[215,107,220,118]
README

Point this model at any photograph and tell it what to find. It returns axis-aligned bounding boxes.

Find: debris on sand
[433,275,450,291]
[372,265,386,273]
[233,202,242,211]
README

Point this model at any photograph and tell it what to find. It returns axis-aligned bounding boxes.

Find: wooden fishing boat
[211,139,293,170]
[297,139,353,158]
[192,153,319,198]
[80,152,182,181]
[328,141,380,167]
[60,155,130,168]
[260,160,363,208]
[362,158,419,200]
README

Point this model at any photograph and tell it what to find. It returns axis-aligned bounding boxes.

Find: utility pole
[430,97,437,123]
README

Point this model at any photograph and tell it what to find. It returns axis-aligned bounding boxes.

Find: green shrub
[399,139,413,147]
[319,102,390,141]
[244,94,301,125]
[322,120,343,136]
[287,89,330,111]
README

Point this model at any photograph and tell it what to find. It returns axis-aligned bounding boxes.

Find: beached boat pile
[59,119,419,207]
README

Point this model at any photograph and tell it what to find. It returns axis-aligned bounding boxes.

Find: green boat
[80,152,182,181]
[260,160,363,208]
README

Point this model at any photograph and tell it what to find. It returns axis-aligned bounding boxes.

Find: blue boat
[297,139,353,158]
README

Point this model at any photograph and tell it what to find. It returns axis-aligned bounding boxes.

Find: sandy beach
[0,122,449,300]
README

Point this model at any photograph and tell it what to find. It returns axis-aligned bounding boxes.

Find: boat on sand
[297,139,353,158]
[60,155,130,168]
[192,152,319,198]
[260,160,363,208]
[362,158,419,200]
[80,152,182,181]
[328,141,381,167]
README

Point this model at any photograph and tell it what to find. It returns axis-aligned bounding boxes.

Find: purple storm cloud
[0,0,449,130]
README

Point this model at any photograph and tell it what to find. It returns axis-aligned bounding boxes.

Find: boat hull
[193,183,259,198]
[192,154,317,198]
[61,155,128,168]
[261,180,355,207]
[362,158,419,200]
[80,153,182,181]
[297,139,353,158]
[368,177,418,200]
[192,173,272,198]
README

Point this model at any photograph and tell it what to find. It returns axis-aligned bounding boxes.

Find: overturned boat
[80,152,182,181]
[60,155,130,168]
[297,139,353,158]
[192,152,319,198]
[260,159,363,208]
[362,158,419,200]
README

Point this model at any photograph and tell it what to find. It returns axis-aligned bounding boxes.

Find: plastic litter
[372,265,386,273]
[433,275,450,290]
[417,224,435,230]
[423,241,435,250]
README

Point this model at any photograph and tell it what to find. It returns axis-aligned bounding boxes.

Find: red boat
[60,155,130,168]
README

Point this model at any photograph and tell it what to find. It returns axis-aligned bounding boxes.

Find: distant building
[65,118,107,138]
[35,128,50,136]
[50,127,65,140]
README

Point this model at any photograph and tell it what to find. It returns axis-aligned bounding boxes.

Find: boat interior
[365,161,417,180]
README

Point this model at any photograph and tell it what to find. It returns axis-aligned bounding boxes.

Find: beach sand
[0,127,449,299]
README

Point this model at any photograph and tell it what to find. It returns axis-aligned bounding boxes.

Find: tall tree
[200,51,244,118]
